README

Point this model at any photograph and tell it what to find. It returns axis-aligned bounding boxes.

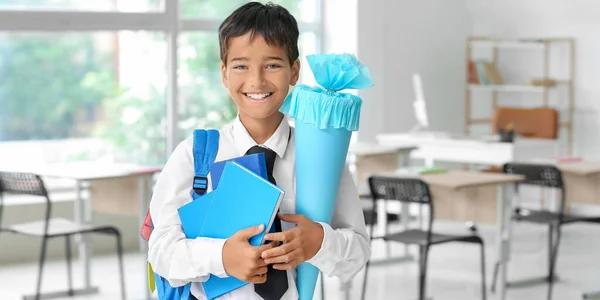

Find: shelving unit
[465,36,575,154]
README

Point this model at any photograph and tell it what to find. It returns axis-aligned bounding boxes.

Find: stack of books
[178,153,285,299]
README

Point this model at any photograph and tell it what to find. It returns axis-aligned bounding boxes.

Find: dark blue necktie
[245,145,288,300]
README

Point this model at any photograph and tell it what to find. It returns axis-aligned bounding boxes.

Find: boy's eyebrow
[229,56,285,62]
[264,56,285,61]
[230,57,249,62]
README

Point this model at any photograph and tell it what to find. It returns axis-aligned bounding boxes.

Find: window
[181,0,320,23]
[0,0,161,12]
[0,32,166,166]
[0,0,323,168]
[178,32,233,140]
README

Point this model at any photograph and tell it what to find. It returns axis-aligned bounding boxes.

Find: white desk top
[421,171,525,190]
[1,162,162,181]
[557,161,600,176]
[348,142,416,156]
[358,170,524,196]
[375,132,560,166]
[377,132,556,148]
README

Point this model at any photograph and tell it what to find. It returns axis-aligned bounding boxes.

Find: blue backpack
[143,129,220,300]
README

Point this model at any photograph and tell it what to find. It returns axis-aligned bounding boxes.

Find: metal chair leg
[548,225,562,300]
[35,236,49,300]
[548,224,553,283]
[65,235,73,296]
[418,245,430,300]
[361,208,377,300]
[490,261,500,293]
[113,229,127,300]
[480,241,487,300]
[361,259,371,300]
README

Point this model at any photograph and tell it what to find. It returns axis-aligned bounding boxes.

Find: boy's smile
[221,32,300,126]
[244,92,273,102]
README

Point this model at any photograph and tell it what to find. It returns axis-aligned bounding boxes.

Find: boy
[147,2,371,300]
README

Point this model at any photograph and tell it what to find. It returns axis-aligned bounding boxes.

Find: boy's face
[221,32,300,123]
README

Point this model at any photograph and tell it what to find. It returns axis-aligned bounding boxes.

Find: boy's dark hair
[218,1,300,65]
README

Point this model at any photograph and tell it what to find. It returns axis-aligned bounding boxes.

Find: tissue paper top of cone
[279,53,374,131]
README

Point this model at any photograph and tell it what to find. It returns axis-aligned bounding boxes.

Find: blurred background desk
[376,132,559,167]
[355,170,524,300]
[1,162,160,299]
[348,142,416,234]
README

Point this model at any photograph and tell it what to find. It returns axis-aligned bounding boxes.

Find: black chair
[490,163,600,300]
[361,176,487,300]
[0,171,126,300]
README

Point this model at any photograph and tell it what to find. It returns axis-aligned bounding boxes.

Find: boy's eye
[232,65,247,70]
[266,64,282,69]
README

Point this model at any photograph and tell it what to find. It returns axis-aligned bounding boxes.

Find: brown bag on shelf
[487,107,559,173]
[492,107,559,139]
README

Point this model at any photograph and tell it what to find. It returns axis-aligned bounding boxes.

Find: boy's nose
[249,69,267,87]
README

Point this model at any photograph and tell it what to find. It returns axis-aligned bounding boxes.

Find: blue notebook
[178,192,215,240]
[210,153,268,189]
[178,161,285,299]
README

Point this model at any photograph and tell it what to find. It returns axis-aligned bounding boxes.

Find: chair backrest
[0,172,51,228]
[502,163,566,219]
[368,176,434,239]
[0,172,48,196]
[503,163,563,189]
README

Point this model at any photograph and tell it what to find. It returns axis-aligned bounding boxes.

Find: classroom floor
[1,220,599,300]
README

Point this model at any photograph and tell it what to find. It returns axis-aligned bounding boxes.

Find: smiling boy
[147,2,371,300]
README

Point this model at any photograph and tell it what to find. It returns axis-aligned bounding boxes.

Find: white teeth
[246,92,272,100]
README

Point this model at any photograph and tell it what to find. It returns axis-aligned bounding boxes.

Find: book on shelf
[467,60,479,84]
[468,60,503,85]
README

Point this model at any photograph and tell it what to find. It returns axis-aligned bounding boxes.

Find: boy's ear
[290,59,300,86]
[220,62,228,87]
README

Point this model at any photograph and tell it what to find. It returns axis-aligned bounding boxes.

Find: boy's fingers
[277,213,305,223]
[272,258,301,271]
[264,249,301,264]
[248,274,268,284]
[256,258,269,267]
[256,241,277,253]
[264,229,296,242]
[261,240,297,259]
[255,266,268,276]
[237,224,265,240]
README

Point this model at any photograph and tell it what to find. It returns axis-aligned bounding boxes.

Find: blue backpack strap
[180,284,191,300]
[155,129,219,300]
[192,129,220,196]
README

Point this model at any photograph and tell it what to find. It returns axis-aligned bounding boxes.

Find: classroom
[0,1,598,300]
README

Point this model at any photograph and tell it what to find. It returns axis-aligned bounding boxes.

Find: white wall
[465,0,600,159]
[322,0,357,55]
[356,0,471,142]
[356,0,600,161]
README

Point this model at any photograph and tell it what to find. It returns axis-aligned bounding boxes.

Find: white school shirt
[148,116,371,300]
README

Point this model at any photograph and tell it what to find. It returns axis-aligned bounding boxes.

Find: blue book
[210,153,268,189]
[178,192,215,239]
[178,161,285,299]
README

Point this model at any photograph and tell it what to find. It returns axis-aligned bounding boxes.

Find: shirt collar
[232,115,291,158]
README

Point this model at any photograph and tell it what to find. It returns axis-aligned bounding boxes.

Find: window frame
[0,0,323,158]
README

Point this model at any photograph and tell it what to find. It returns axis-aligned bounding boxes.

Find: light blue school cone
[279,53,373,300]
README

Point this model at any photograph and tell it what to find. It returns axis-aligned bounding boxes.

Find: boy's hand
[260,214,324,271]
[222,224,276,283]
